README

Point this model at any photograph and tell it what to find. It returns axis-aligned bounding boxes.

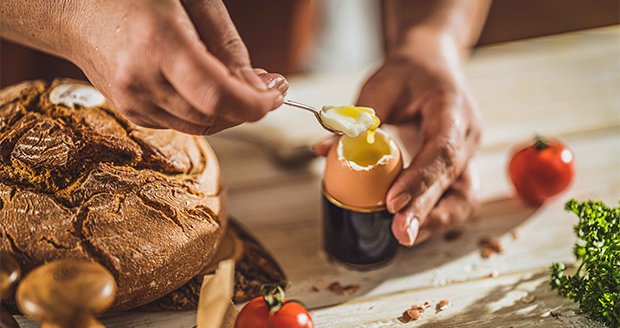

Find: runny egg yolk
[320,106,381,144]
[341,131,392,168]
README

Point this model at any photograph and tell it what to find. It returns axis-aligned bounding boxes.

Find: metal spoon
[283,99,344,135]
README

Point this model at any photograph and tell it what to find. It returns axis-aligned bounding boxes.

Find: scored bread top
[0,79,225,310]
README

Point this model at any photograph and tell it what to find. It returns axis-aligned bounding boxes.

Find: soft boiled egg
[324,128,403,209]
[319,106,381,143]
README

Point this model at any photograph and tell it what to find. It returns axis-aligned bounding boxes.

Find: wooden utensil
[16,259,116,328]
[0,252,21,328]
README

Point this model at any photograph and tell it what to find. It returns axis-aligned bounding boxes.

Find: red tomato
[508,136,575,205]
[235,297,314,328]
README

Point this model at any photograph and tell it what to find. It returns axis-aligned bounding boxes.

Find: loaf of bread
[143,219,287,310]
[0,79,226,310]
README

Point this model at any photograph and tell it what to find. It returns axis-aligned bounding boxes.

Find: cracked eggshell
[324,129,403,209]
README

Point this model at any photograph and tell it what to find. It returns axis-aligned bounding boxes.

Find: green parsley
[550,199,619,327]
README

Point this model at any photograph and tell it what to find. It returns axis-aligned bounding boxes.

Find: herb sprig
[550,199,619,327]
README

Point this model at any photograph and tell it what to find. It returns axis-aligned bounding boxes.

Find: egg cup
[322,187,399,269]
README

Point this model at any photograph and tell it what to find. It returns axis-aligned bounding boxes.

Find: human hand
[66,0,285,134]
[315,31,481,246]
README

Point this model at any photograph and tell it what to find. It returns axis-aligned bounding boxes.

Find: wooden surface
[14,27,620,327]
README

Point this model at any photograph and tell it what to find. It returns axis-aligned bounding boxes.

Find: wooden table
[211,26,620,328]
[15,26,620,328]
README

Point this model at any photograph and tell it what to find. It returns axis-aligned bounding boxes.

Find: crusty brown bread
[0,79,225,311]
[143,219,287,311]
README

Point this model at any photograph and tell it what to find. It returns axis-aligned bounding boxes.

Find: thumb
[356,65,404,120]
[182,0,267,91]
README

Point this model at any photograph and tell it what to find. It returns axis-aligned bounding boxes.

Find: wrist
[388,27,467,90]
[0,0,85,63]
[401,25,466,57]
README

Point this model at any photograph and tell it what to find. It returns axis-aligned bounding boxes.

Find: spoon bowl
[283,99,344,135]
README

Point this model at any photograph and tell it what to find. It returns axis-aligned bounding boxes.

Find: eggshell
[324,129,403,209]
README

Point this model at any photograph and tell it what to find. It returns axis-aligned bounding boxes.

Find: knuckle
[426,85,460,107]
[410,168,434,197]
[213,36,249,66]
[437,139,459,168]
[112,68,142,95]
[131,13,165,48]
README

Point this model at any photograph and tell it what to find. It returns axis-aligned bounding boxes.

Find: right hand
[66,0,285,135]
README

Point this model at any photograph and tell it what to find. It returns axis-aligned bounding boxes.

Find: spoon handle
[283,99,343,135]
[283,99,319,114]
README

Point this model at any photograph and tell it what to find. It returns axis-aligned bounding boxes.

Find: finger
[128,102,213,135]
[182,0,267,91]
[150,78,234,127]
[161,39,282,123]
[356,65,404,120]
[391,178,447,246]
[312,136,338,156]
[422,165,478,234]
[388,110,473,246]
[151,78,242,134]
[158,5,282,123]
[391,211,420,246]
[124,109,165,130]
[386,100,470,215]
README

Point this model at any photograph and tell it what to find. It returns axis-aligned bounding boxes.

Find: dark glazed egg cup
[322,189,399,269]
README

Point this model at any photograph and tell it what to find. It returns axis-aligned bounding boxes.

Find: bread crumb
[327,282,360,295]
[510,230,518,240]
[436,299,450,312]
[400,302,431,322]
[520,295,536,304]
[483,270,499,278]
[480,247,495,258]
[479,236,504,253]
[479,236,504,259]
[402,308,421,321]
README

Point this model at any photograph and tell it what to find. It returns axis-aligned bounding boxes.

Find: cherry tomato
[235,292,314,328]
[508,136,574,205]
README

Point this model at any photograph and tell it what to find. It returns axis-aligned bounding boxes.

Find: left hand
[315,31,482,246]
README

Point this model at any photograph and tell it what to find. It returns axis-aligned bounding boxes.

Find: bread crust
[0,79,225,310]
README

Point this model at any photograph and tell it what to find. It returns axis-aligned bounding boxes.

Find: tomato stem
[534,134,549,150]
[263,285,286,315]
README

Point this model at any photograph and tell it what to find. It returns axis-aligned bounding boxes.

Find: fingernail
[389,193,412,214]
[241,68,268,91]
[258,73,289,95]
[402,214,420,246]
